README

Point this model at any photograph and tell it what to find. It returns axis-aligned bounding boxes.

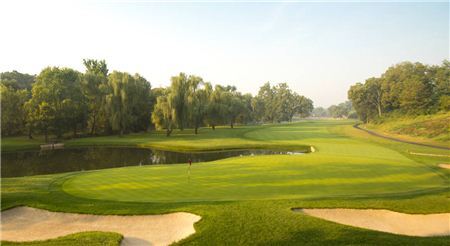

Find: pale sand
[296,208,450,237]
[1,206,201,246]
[438,164,450,169]
[408,152,450,158]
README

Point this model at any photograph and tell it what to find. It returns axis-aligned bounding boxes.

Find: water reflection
[1,147,307,177]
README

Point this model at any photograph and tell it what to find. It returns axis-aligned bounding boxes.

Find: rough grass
[2,120,449,245]
[365,112,450,145]
[1,232,123,246]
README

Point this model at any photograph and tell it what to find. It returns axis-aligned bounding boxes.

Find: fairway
[63,121,447,202]
[3,120,450,246]
[3,3,450,244]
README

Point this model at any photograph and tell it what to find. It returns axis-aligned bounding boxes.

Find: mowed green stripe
[62,120,447,202]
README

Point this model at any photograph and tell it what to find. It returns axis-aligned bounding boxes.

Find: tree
[27,67,86,138]
[380,62,434,115]
[295,95,314,118]
[365,78,383,117]
[207,85,227,130]
[255,82,312,123]
[0,85,29,136]
[105,71,132,136]
[348,83,374,123]
[187,77,210,134]
[239,93,255,124]
[312,107,329,118]
[224,90,245,128]
[251,96,265,123]
[169,73,190,131]
[257,82,276,123]
[429,60,450,111]
[151,92,175,136]
[129,74,152,132]
[0,71,35,90]
[82,59,109,135]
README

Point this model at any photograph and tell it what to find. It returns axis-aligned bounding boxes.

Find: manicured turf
[63,121,447,202]
[2,120,449,245]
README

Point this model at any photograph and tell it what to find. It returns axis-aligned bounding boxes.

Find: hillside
[364,112,450,147]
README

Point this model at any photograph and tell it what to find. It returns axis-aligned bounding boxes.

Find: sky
[0,0,448,107]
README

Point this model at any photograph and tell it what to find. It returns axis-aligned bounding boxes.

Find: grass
[1,232,123,246]
[2,120,450,245]
[364,112,450,147]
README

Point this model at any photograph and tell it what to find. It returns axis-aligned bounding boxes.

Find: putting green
[62,121,447,202]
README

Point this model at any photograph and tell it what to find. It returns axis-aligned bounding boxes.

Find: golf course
[1,120,449,245]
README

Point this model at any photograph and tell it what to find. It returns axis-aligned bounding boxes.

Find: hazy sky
[1,0,448,107]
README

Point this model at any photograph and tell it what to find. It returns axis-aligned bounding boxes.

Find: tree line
[312,101,356,119]
[1,59,313,140]
[347,61,449,123]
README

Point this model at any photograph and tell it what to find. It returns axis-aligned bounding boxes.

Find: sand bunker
[295,208,450,237]
[438,164,450,169]
[408,151,450,158]
[1,206,201,246]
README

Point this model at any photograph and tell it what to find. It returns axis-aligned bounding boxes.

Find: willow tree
[187,77,210,134]
[152,93,175,136]
[223,89,245,128]
[106,71,132,136]
[169,73,190,131]
[207,85,227,130]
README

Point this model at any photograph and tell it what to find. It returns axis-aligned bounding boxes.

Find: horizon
[1,0,448,107]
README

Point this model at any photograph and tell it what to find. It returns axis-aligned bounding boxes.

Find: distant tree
[27,67,86,138]
[82,59,109,135]
[0,85,29,135]
[0,71,35,90]
[27,101,54,142]
[380,62,434,115]
[129,74,152,132]
[365,78,383,117]
[348,83,374,123]
[257,82,276,123]
[429,60,450,111]
[224,89,245,128]
[169,73,190,131]
[251,96,265,123]
[152,93,175,136]
[0,71,35,136]
[187,77,210,134]
[312,107,329,118]
[254,82,313,123]
[106,71,131,136]
[292,94,313,119]
[207,85,226,130]
[239,93,255,124]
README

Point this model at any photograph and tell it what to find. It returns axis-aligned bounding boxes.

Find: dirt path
[1,206,201,246]
[295,208,450,237]
[353,124,450,150]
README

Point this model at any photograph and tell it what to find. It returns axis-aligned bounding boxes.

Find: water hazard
[1,147,308,177]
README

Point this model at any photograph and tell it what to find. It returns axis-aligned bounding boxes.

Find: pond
[1,147,307,177]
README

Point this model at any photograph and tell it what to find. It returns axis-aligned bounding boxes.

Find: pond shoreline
[2,146,311,178]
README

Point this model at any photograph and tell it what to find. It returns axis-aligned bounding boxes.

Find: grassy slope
[364,112,450,147]
[1,120,449,245]
[2,232,122,246]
